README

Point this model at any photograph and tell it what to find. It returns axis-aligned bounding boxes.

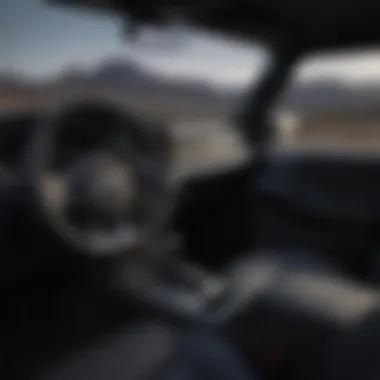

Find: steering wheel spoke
[42,173,70,213]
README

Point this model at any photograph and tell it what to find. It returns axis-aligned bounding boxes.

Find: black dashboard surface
[0,112,38,172]
[255,151,380,273]
[2,110,380,274]
[259,152,380,222]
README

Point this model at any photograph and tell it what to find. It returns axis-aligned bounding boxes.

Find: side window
[273,50,380,153]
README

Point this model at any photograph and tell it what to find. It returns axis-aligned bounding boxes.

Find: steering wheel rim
[26,99,175,258]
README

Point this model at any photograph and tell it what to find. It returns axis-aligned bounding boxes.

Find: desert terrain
[2,57,380,176]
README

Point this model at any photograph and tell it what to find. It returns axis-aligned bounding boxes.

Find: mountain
[54,57,235,107]
[0,57,237,119]
[3,57,380,118]
[279,78,380,115]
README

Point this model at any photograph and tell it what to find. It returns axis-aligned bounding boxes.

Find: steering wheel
[26,100,174,258]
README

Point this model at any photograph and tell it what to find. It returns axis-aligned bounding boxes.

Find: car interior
[4,1,380,380]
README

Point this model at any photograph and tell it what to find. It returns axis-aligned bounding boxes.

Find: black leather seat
[38,323,257,380]
[321,308,380,380]
[221,253,380,379]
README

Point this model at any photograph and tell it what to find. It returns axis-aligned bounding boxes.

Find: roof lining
[50,0,380,51]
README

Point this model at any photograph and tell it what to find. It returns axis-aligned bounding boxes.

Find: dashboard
[0,101,255,292]
[0,108,250,188]
[0,102,176,284]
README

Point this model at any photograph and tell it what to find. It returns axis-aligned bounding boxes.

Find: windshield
[1,0,271,176]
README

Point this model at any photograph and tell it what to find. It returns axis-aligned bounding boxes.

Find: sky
[2,0,380,88]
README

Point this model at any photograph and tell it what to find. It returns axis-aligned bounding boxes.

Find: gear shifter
[110,233,228,325]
